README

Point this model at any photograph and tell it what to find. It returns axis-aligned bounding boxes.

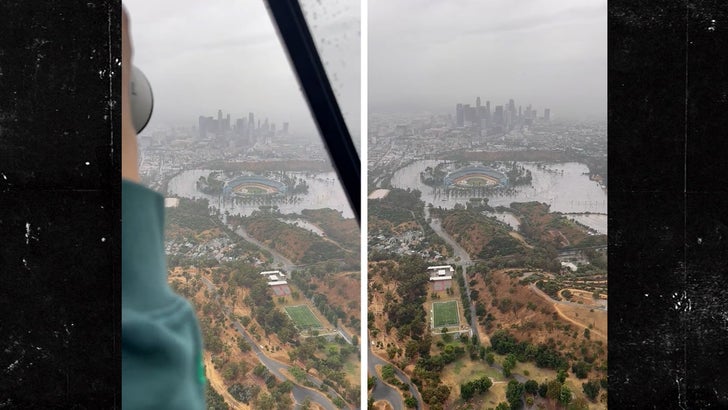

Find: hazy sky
[369,0,607,121]
[124,0,360,139]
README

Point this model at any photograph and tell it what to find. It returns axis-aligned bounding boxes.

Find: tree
[524,379,539,395]
[495,402,510,410]
[503,353,517,377]
[460,382,476,400]
[546,379,562,401]
[506,380,524,410]
[583,328,591,340]
[558,385,572,407]
[556,369,567,384]
[572,361,591,379]
[582,379,601,401]
[486,352,495,365]
[538,382,548,398]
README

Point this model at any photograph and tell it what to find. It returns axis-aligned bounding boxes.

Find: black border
[609,1,728,407]
[0,1,121,407]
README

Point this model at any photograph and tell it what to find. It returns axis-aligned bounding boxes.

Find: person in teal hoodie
[121,7,206,409]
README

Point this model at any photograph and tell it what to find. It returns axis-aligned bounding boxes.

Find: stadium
[443,166,508,189]
[223,175,288,197]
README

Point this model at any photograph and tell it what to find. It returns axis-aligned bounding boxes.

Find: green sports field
[432,300,460,328]
[284,305,322,329]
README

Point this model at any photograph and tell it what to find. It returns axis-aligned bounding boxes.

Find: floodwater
[167,169,354,219]
[391,161,607,234]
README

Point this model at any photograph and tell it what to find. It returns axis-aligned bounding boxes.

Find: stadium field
[433,300,460,328]
[284,305,322,329]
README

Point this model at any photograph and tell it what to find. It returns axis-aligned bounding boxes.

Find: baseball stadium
[222,175,288,197]
[443,166,508,190]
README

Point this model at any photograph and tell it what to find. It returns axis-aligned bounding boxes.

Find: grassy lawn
[284,305,322,329]
[433,300,460,328]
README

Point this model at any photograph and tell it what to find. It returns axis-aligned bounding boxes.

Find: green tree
[546,379,562,401]
[486,352,495,365]
[503,353,517,377]
[559,385,572,407]
[582,379,601,401]
[524,379,539,395]
[460,382,476,400]
[506,380,524,410]
[556,369,567,384]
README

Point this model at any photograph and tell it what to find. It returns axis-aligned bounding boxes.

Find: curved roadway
[201,277,342,410]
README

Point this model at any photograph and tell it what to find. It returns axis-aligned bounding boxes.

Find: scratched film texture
[0,1,120,407]
[610,0,728,408]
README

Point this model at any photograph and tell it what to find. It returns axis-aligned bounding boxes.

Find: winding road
[367,348,405,410]
[200,277,342,410]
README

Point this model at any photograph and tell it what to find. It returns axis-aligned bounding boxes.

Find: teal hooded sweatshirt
[122,180,205,409]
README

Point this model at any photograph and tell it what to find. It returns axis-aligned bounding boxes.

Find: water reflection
[167,169,353,219]
[392,160,607,233]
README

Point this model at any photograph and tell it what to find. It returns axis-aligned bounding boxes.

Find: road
[424,206,480,345]
[529,283,607,311]
[233,226,297,272]
[424,206,534,383]
[367,347,428,410]
[200,277,342,410]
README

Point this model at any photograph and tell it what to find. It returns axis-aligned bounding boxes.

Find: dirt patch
[508,231,534,249]
[372,400,394,410]
[204,352,251,410]
[553,304,607,340]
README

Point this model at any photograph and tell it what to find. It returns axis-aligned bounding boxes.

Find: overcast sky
[369,0,607,121]
[124,0,360,139]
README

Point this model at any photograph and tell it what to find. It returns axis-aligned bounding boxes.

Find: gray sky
[369,0,607,121]
[124,0,360,139]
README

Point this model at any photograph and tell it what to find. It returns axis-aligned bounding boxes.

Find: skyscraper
[456,103,464,127]
[544,108,551,121]
[476,96,481,107]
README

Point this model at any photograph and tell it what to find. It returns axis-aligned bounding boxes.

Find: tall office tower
[456,103,464,127]
[544,108,550,121]
[198,115,207,139]
[226,114,231,131]
[248,112,255,142]
[508,99,515,114]
[494,105,504,126]
[463,104,475,124]
[476,96,481,107]
[477,105,486,122]
[217,109,223,134]
[518,106,522,118]
[486,100,491,112]
[282,122,289,134]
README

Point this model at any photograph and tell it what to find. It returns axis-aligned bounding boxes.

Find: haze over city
[369,0,607,120]
[125,0,360,139]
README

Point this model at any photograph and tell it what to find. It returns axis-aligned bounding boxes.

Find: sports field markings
[432,300,460,328]
[284,305,323,329]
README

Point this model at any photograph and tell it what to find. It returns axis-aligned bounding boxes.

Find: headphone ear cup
[130,66,154,134]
